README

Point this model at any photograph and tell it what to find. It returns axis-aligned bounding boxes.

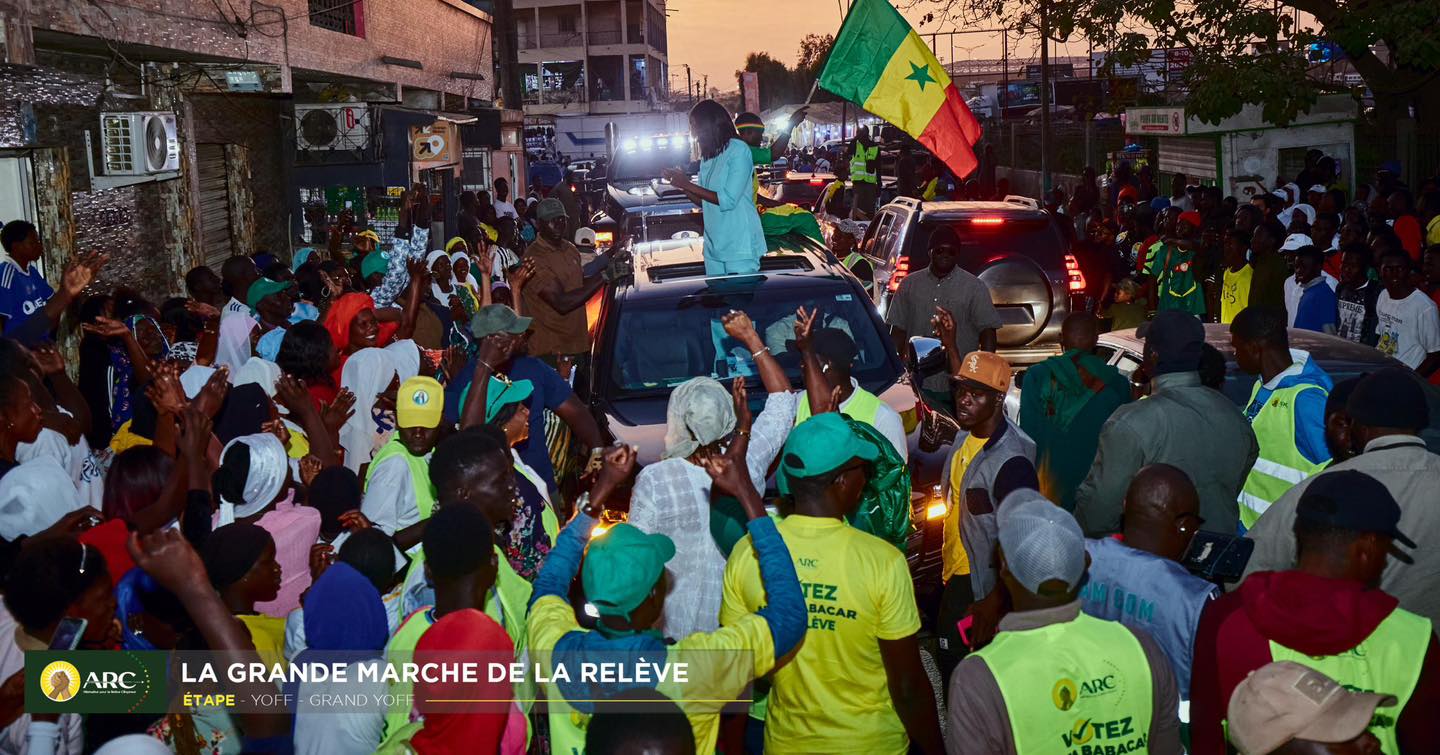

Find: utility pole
[685,64,693,106]
[1038,0,1053,195]
[703,74,708,99]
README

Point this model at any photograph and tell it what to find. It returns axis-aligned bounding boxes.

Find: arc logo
[40,661,81,702]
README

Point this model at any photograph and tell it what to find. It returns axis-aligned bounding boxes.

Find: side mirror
[906,336,947,381]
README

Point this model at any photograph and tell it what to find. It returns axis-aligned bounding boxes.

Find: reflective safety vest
[1238,381,1329,529]
[795,385,883,426]
[922,177,940,200]
[1267,608,1430,755]
[850,144,879,184]
[366,436,437,522]
[974,612,1155,754]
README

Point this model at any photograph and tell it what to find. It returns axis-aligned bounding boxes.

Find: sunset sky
[663,0,1056,95]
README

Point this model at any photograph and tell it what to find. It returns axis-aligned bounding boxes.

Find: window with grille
[309,0,365,37]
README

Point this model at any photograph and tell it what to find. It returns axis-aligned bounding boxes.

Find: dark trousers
[936,575,976,687]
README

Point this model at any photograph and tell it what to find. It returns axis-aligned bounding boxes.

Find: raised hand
[192,366,230,418]
[186,300,221,322]
[82,316,130,340]
[592,443,637,504]
[721,309,759,345]
[178,408,213,462]
[127,528,208,596]
[273,374,312,417]
[308,542,335,580]
[299,455,323,487]
[338,510,373,531]
[931,307,957,347]
[793,306,818,352]
[145,362,187,416]
[511,258,537,290]
[731,377,752,434]
[700,442,750,498]
[30,344,65,376]
[320,389,356,433]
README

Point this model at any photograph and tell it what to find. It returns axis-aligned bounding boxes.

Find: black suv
[864,198,1083,366]
[575,233,959,606]
[589,142,702,252]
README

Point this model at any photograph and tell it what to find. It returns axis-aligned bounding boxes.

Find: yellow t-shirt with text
[720,515,921,755]
[1221,264,1253,324]
[943,433,987,582]
[528,593,775,755]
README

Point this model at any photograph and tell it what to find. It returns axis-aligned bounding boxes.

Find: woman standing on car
[663,99,767,275]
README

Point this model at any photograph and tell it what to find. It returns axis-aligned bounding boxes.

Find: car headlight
[926,500,948,521]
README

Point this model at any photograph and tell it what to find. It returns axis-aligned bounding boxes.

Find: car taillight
[971,217,1006,225]
[888,257,910,293]
[1064,253,1087,292]
[808,178,825,186]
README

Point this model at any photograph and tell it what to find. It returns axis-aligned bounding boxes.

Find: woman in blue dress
[663,99,766,275]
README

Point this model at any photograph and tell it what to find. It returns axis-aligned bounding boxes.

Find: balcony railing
[588,29,623,45]
[539,31,585,47]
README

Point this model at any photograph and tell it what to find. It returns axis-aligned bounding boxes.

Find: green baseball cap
[777,412,880,495]
[361,250,389,280]
[536,198,567,221]
[470,304,533,338]
[246,278,295,312]
[582,523,675,619]
[483,376,534,423]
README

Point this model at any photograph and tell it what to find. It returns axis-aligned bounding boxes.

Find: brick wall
[19,0,494,101]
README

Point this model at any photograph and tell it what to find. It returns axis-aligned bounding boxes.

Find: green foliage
[907,0,1440,128]
[737,34,839,110]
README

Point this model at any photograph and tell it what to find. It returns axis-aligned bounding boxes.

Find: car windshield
[608,280,897,396]
[610,145,698,182]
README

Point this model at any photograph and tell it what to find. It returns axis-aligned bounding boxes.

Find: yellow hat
[479,223,498,242]
[445,236,468,253]
[356,230,381,244]
[397,376,444,429]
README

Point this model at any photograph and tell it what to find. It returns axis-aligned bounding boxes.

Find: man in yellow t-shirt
[1221,228,1254,324]
[527,444,807,755]
[721,413,943,755]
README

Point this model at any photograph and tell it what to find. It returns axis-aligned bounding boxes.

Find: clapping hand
[145,362,187,416]
[320,389,357,433]
[30,344,66,377]
[82,316,130,340]
[192,366,230,418]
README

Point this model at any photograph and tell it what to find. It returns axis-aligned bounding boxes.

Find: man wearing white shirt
[1375,247,1440,379]
[492,177,519,220]
[219,255,260,320]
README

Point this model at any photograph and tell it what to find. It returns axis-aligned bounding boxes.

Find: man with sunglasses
[1080,464,1219,707]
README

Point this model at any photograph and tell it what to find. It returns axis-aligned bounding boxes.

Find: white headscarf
[384,339,422,382]
[450,251,479,291]
[0,458,82,541]
[216,433,289,525]
[339,348,398,474]
[426,250,453,304]
[233,357,281,397]
[215,312,257,372]
[662,376,736,460]
[179,365,217,399]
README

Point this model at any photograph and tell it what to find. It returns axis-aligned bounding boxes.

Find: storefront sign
[1126,107,1186,135]
[410,121,458,164]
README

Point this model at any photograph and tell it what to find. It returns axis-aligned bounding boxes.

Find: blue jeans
[704,256,761,276]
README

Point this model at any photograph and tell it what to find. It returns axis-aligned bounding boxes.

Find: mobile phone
[49,618,88,650]
[1182,531,1255,584]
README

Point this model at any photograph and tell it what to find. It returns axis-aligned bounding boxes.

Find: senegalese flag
[818,0,983,177]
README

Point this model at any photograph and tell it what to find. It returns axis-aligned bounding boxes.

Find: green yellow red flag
[818,0,983,177]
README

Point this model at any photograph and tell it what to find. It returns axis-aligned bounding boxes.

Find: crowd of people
[0,93,1437,755]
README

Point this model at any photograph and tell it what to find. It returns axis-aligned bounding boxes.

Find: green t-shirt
[750,146,773,165]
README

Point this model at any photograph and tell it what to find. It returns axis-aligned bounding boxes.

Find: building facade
[0,0,517,297]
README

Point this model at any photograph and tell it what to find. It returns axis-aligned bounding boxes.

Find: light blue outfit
[1080,537,1219,698]
[698,138,766,275]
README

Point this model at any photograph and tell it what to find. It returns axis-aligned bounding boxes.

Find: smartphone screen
[49,618,88,651]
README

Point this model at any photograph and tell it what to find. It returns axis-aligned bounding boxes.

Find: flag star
[905,61,936,91]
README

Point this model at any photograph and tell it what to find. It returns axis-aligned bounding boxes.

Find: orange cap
[952,351,1012,393]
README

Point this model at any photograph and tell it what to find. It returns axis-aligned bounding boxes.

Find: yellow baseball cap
[397,376,444,429]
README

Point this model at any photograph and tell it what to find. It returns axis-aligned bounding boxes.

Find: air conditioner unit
[99,112,180,176]
[295,104,373,151]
